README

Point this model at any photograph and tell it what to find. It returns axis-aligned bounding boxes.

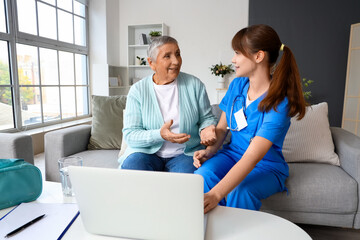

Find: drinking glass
[58,156,83,196]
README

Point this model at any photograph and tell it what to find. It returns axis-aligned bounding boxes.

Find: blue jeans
[121,152,197,173]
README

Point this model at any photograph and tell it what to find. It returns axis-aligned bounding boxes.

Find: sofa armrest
[0,133,34,165]
[44,125,91,182]
[331,127,360,179]
[331,127,360,228]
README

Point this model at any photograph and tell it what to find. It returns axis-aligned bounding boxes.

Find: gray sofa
[0,133,34,165]
[44,105,360,229]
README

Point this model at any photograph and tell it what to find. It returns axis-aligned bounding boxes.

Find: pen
[4,214,46,238]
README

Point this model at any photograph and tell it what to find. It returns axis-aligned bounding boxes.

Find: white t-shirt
[246,93,255,108]
[153,79,185,158]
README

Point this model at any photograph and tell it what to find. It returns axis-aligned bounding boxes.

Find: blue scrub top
[219,77,290,177]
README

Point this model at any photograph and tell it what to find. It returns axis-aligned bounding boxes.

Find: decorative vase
[150,36,160,43]
[135,57,141,65]
[217,76,225,89]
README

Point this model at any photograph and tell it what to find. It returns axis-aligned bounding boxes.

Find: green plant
[0,61,35,105]
[149,30,162,37]
[210,62,234,78]
[302,78,314,100]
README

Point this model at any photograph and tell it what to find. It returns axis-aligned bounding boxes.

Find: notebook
[0,202,79,240]
[68,166,204,240]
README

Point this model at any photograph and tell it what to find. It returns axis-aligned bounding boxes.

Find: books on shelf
[139,33,148,45]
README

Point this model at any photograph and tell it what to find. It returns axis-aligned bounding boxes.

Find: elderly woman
[119,36,217,173]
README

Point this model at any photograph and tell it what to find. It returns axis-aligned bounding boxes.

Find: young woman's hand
[160,120,190,144]
[204,190,223,214]
[193,149,215,168]
[200,125,217,146]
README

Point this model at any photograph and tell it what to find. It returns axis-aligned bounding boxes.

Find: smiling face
[231,50,258,78]
[148,43,182,84]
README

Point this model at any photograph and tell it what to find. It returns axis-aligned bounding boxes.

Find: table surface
[0,181,311,240]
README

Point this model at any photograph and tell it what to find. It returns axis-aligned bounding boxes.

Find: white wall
[106,0,120,66]
[89,0,108,96]
[118,0,249,104]
[89,0,121,96]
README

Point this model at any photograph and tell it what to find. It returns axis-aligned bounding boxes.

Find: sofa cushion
[282,102,340,165]
[88,95,126,150]
[71,150,120,169]
[261,163,358,214]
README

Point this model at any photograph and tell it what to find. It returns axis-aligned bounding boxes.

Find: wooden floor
[35,154,360,239]
[298,224,360,240]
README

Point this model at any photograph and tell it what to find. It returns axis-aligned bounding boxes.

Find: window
[0,0,89,131]
[0,0,6,33]
[0,40,13,130]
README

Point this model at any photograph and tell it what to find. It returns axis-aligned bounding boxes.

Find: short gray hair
[147,36,178,61]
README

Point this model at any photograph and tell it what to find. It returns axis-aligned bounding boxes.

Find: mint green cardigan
[118,72,217,166]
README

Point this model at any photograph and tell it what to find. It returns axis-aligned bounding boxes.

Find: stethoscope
[227,95,246,132]
[227,92,264,144]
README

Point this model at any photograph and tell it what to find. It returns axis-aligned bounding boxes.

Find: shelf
[129,45,149,48]
[127,23,167,87]
[129,65,150,68]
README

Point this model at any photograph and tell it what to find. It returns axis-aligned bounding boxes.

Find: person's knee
[121,153,154,170]
[194,166,220,185]
[171,164,196,173]
[121,158,144,170]
[227,184,262,210]
[194,166,211,178]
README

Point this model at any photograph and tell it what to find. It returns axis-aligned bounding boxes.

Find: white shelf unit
[127,23,168,84]
[108,65,129,96]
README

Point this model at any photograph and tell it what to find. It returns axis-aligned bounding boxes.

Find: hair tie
[280,44,285,51]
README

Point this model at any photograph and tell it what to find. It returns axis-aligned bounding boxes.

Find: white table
[1,181,311,240]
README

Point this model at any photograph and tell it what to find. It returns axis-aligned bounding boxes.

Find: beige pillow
[282,102,340,166]
[88,95,126,150]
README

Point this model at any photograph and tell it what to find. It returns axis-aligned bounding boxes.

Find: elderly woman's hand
[200,125,217,146]
[193,149,214,168]
[160,120,191,144]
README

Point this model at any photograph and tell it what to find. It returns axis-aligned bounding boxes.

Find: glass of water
[58,156,83,197]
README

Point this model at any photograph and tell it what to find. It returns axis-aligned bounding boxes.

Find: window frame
[0,0,90,132]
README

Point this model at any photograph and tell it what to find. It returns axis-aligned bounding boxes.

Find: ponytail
[258,45,307,120]
[232,25,307,120]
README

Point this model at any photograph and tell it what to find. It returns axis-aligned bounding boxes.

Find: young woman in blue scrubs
[194,24,307,213]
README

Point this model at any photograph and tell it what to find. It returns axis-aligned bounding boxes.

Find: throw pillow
[88,95,127,150]
[282,102,340,166]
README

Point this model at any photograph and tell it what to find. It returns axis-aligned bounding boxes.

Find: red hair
[232,24,306,119]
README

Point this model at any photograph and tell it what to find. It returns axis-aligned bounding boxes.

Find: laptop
[68,166,205,240]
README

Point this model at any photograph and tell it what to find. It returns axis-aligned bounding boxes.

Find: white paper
[0,202,79,240]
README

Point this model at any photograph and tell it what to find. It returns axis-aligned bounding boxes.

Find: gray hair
[147,36,178,61]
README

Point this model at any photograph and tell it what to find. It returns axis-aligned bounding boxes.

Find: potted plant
[149,30,162,42]
[302,78,314,100]
[210,62,234,89]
